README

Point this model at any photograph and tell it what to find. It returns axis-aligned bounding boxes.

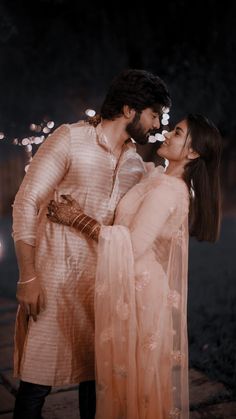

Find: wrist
[17,276,37,285]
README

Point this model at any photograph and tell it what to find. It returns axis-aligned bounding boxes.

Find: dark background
[0,0,236,396]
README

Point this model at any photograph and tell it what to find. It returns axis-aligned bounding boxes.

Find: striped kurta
[12,121,146,386]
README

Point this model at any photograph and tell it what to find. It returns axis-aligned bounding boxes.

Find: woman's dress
[95,166,190,419]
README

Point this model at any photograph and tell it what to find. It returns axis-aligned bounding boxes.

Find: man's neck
[101,118,130,156]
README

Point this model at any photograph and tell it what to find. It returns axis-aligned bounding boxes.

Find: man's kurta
[12,121,146,386]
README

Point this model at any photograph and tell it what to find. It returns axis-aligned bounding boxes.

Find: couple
[12,69,222,419]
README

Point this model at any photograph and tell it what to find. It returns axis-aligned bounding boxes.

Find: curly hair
[100,69,171,120]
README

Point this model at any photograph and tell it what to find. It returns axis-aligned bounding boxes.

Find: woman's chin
[157,149,166,159]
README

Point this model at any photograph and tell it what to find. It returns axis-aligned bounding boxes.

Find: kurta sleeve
[130,182,179,260]
[12,124,71,246]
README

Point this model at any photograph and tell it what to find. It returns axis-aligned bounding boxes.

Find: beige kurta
[12,121,146,386]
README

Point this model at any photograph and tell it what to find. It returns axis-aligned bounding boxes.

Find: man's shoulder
[68,120,96,135]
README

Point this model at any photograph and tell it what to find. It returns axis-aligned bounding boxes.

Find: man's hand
[16,278,46,322]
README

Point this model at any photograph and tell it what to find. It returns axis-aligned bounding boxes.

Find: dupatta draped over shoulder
[94,167,190,419]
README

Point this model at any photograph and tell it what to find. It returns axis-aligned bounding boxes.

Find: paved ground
[0,297,235,418]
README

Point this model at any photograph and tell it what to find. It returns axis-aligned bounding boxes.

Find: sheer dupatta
[94,173,190,419]
[95,226,138,418]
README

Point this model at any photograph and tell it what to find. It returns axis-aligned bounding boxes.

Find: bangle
[17,276,36,285]
[71,214,87,227]
[80,218,94,234]
[71,212,83,227]
[88,224,100,239]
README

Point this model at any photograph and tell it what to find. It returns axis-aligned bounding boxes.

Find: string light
[85,109,96,117]
[0,117,56,172]
[2,108,172,170]
[148,106,170,143]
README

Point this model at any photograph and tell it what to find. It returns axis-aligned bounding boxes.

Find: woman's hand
[47,194,83,226]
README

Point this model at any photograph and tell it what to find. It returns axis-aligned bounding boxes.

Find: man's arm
[12,124,71,319]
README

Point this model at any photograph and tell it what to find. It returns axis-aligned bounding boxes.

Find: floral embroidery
[96,280,108,296]
[135,271,150,291]
[100,327,113,344]
[176,228,183,246]
[167,290,180,309]
[112,365,127,378]
[171,350,183,365]
[116,297,130,320]
[142,332,160,351]
[169,407,181,418]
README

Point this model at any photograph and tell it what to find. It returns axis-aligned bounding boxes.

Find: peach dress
[95,166,190,419]
[12,121,146,386]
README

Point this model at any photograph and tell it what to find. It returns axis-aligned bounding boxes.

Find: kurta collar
[95,122,137,156]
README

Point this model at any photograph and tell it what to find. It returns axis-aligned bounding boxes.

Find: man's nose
[153,118,160,129]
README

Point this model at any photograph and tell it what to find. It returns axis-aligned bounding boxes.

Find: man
[12,68,171,419]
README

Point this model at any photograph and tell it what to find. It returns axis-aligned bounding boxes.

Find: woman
[47,114,222,419]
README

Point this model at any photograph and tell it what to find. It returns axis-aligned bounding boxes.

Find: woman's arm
[47,195,101,241]
[47,180,180,256]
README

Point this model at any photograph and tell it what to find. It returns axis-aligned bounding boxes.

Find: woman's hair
[100,69,171,120]
[183,114,222,242]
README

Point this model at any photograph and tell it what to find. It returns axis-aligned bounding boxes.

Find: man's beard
[126,112,149,145]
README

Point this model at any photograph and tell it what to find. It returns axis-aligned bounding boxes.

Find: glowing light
[0,132,4,140]
[155,133,165,142]
[43,127,50,134]
[22,138,30,146]
[148,135,156,143]
[12,138,19,145]
[85,109,96,117]
[162,130,168,135]
[161,119,169,126]
[148,133,165,143]
[47,121,54,129]
[26,144,32,152]
[162,107,170,114]
[30,123,37,131]
[34,136,44,144]
[162,113,170,121]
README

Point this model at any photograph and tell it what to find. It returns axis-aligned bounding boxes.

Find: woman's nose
[164,131,171,140]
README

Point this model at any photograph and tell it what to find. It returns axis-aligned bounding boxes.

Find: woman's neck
[165,161,186,178]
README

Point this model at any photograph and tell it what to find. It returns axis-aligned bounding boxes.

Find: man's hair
[100,69,171,120]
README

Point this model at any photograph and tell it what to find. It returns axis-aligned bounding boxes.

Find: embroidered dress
[12,121,146,386]
[95,167,190,418]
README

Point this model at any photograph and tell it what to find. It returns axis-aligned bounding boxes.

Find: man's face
[126,107,161,145]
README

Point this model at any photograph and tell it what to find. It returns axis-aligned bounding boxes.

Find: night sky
[0,0,236,140]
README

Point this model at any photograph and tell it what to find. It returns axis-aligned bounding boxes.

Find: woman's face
[157,119,191,162]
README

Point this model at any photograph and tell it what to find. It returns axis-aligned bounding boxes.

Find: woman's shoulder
[144,165,184,188]
[143,167,189,206]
